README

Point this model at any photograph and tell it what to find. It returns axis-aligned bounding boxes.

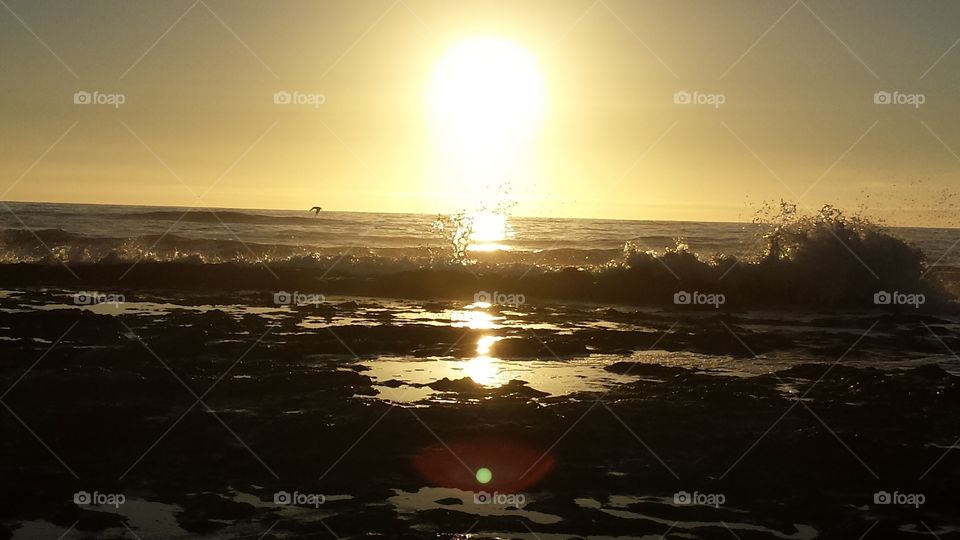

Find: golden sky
[2,0,960,226]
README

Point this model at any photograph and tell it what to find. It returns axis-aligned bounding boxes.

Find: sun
[428,36,545,152]
[427,37,546,198]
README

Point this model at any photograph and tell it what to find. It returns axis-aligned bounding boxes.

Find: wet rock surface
[0,289,958,539]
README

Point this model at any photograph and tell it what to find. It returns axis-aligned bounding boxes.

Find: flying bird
[309,206,322,215]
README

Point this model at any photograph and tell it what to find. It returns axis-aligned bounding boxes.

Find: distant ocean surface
[0,202,759,261]
[0,201,957,263]
[0,201,958,306]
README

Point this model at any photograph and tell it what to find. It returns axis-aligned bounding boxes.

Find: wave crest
[0,203,954,309]
[611,203,946,307]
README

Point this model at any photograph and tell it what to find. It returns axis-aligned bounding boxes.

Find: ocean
[6,202,764,262]
[1,201,958,303]
[2,202,958,265]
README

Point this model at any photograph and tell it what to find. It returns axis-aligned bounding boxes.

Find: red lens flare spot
[413,438,554,492]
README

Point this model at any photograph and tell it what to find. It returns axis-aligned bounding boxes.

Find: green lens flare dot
[476,467,493,484]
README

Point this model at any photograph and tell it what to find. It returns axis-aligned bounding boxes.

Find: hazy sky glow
[2,0,960,225]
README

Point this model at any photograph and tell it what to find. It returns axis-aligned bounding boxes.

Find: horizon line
[1,197,956,231]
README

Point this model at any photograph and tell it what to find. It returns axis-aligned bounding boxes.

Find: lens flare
[413,438,554,492]
[476,467,493,484]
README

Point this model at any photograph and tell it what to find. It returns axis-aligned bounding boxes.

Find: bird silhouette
[309,206,322,215]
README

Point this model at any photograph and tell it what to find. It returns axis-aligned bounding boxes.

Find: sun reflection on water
[464,335,504,387]
[466,212,512,253]
[449,309,499,330]
[476,335,497,355]
[463,356,500,386]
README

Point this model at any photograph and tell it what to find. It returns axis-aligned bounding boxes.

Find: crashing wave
[0,203,954,309]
